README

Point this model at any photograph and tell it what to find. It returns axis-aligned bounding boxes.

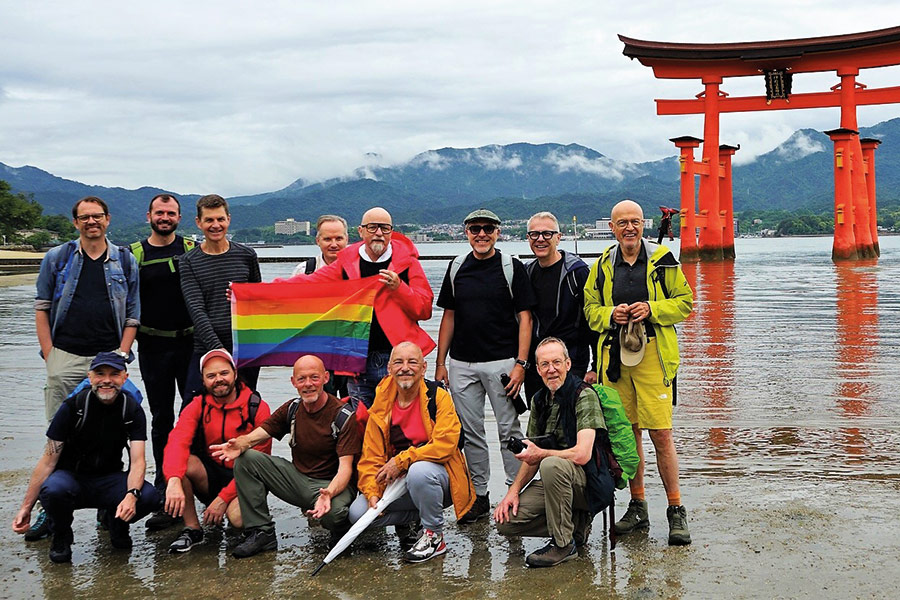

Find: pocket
[109,274,128,301]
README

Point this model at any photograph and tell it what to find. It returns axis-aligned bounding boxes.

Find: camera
[506,437,525,454]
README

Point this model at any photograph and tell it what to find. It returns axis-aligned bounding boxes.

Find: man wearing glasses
[583,199,694,546]
[523,212,599,400]
[435,209,536,524]
[290,207,434,408]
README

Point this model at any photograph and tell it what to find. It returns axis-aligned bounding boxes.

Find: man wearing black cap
[435,209,536,523]
[11,352,158,563]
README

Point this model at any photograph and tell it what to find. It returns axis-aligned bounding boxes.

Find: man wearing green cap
[435,209,536,524]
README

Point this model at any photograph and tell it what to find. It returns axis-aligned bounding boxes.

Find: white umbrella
[312,476,408,576]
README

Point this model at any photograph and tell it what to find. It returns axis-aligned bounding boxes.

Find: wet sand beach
[1,237,899,599]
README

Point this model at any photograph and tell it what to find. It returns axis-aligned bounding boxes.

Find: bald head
[389,341,426,391]
[611,200,643,222]
[390,341,424,362]
[291,354,329,406]
[361,206,392,225]
[359,206,393,260]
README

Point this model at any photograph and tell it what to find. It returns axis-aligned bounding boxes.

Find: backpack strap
[129,241,145,266]
[304,256,317,275]
[449,252,514,300]
[287,398,301,447]
[52,241,79,302]
[241,391,262,431]
[424,380,465,449]
[330,402,355,440]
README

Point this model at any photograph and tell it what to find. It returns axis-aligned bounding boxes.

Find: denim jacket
[34,238,140,343]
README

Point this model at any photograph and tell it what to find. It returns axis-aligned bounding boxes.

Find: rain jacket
[163,384,272,504]
[286,231,435,357]
[583,240,693,384]
[358,376,475,519]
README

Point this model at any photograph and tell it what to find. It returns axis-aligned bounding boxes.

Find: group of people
[13,191,694,569]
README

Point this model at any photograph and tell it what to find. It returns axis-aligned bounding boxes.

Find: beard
[92,385,120,402]
[209,380,235,398]
[395,372,417,390]
[150,220,177,235]
[368,239,386,256]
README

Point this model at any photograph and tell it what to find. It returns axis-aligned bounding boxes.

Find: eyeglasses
[527,230,559,241]
[466,224,496,235]
[614,219,643,229]
[75,213,108,223]
[537,359,566,371]
[362,223,393,233]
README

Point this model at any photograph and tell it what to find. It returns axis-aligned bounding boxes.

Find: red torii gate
[620,26,900,262]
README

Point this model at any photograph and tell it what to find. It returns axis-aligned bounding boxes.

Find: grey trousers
[233,449,356,533]
[496,457,590,546]
[349,461,452,534]
[44,347,93,421]
[448,356,523,495]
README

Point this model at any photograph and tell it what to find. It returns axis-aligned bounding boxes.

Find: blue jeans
[346,350,390,408]
[40,470,158,539]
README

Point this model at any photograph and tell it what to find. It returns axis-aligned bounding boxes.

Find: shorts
[601,338,673,430]
[196,453,235,505]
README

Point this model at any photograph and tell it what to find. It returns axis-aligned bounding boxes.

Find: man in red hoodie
[161,349,271,553]
[285,207,434,408]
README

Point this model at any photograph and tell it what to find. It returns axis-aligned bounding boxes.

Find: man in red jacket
[285,207,434,408]
[161,349,272,553]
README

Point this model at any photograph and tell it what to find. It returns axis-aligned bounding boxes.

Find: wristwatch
[515,359,530,370]
[113,349,128,359]
[126,488,141,500]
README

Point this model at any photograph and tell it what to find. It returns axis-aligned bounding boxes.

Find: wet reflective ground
[2,236,899,599]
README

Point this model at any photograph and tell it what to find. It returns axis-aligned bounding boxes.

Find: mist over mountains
[5,118,900,231]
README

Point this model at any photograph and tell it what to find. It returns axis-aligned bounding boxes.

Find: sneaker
[395,521,421,552]
[232,527,277,559]
[403,529,446,563]
[48,532,73,564]
[614,499,649,535]
[457,493,490,525]
[24,510,51,542]
[573,511,592,548]
[146,510,181,531]
[108,516,133,550]
[667,505,692,546]
[525,538,577,568]
[168,528,204,553]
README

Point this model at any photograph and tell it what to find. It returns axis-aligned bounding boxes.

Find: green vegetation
[0,180,43,243]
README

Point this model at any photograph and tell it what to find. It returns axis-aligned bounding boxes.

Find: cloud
[543,148,638,180]
[775,131,827,160]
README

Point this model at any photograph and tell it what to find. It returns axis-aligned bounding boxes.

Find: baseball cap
[90,351,127,372]
[463,209,501,224]
[200,348,236,371]
[619,320,647,367]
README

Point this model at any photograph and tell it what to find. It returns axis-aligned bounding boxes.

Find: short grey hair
[527,211,560,231]
[316,215,348,237]
[535,336,570,359]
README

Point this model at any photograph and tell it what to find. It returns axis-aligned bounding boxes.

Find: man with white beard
[11,352,158,563]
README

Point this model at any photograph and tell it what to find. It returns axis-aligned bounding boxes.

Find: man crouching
[494,337,614,568]
[348,341,475,563]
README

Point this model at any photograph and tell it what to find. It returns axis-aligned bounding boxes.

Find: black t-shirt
[437,251,536,362]
[530,258,564,338]
[612,245,654,337]
[47,390,147,477]
[355,257,410,354]
[54,252,119,356]
[136,236,194,350]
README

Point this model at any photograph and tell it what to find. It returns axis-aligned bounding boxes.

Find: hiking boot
[457,493,490,524]
[24,509,51,541]
[666,505,692,546]
[168,528,204,553]
[96,508,108,530]
[146,510,181,531]
[404,529,446,563]
[614,499,649,535]
[108,516,133,550]
[573,511,592,548]
[49,532,73,564]
[232,527,277,559]
[525,539,576,568]
[395,521,421,551]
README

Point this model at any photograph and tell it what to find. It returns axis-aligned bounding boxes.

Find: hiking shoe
[525,539,576,568]
[232,528,277,559]
[404,529,446,563]
[24,509,51,541]
[168,528,204,553]
[395,521,421,551]
[457,493,490,524]
[573,511,592,548]
[146,510,181,531]
[96,508,108,530]
[108,516,133,550]
[667,505,692,546]
[614,499,649,535]
[49,533,73,564]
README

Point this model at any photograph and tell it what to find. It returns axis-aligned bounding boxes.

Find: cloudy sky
[3,1,900,196]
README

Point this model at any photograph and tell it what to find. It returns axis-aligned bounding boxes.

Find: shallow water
[2,236,899,599]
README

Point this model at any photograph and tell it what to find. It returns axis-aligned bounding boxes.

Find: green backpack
[591,383,639,490]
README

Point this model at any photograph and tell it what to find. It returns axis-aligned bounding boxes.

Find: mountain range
[5,118,900,232]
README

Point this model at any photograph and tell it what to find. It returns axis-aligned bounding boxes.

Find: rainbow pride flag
[231,277,380,372]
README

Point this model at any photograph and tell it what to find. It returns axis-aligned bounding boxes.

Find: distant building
[275,218,310,235]
[584,217,653,239]
[410,232,433,243]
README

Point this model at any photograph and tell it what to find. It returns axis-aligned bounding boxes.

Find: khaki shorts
[601,338,673,430]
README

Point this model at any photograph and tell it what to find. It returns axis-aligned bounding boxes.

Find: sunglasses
[362,223,393,233]
[527,230,558,240]
[467,224,497,235]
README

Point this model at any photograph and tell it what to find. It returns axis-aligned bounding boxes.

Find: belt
[138,325,194,338]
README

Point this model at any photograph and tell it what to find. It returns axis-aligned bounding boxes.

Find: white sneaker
[403,529,447,563]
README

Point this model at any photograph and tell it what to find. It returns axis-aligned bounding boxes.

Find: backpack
[53,240,133,302]
[129,237,195,271]
[67,377,144,411]
[424,379,465,450]
[448,251,515,299]
[590,383,639,490]
[191,388,262,454]
[287,395,358,447]
[70,388,138,433]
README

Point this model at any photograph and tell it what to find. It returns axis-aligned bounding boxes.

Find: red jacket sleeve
[391,259,433,321]
[215,400,273,504]
[162,397,202,482]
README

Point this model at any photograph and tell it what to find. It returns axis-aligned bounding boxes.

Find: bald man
[285,207,435,408]
[583,199,694,546]
[211,355,363,558]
